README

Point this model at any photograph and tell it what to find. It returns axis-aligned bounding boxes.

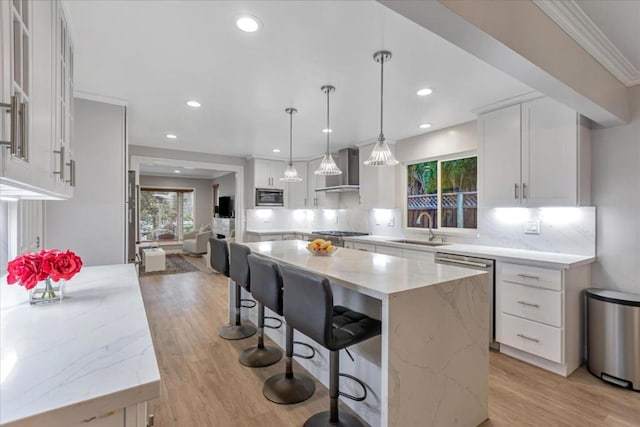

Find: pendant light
[280,108,302,182]
[364,50,399,167]
[314,85,342,176]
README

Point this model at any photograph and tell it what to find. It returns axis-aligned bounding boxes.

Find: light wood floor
[140,262,640,427]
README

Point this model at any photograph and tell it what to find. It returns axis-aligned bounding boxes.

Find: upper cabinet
[479,97,591,207]
[287,161,308,208]
[358,142,397,209]
[254,158,286,190]
[307,157,338,209]
[0,0,74,199]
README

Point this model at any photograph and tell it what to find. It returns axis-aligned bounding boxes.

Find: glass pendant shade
[365,50,399,167]
[314,153,342,175]
[281,163,302,182]
[363,138,399,166]
[315,85,342,176]
[280,107,303,182]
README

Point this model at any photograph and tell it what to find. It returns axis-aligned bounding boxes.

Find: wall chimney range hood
[315,148,359,192]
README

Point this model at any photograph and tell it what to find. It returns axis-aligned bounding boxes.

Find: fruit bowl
[306,239,337,256]
[306,246,338,256]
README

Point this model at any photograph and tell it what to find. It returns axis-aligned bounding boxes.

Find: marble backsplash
[247,206,596,256]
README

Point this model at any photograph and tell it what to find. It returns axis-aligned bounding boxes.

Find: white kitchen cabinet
[308,157,338,208]
[351,242,375,252]
[254,158,286,189]
[374,244,403,257]
[359,142,397,209]
[495,260,590,377]
[287,161,308,208]
[0,0,74,199]
[479,97,590,207]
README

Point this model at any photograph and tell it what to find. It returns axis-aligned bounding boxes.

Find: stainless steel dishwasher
[435,252,498,350]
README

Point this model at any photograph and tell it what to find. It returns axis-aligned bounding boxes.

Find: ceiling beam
[379,0,629,126]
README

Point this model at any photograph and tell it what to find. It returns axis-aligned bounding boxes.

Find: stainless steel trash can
[586,289,640,392]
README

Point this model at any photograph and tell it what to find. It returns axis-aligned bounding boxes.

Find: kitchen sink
[387,239,450,247]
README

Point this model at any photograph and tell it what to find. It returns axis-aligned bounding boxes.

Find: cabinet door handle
[66,159,76,187]
[517,300,540,308]
[0,97,16,152]
[53,146,65,180]
[517,273,539,280]
[514,183,519,199]
[304,197,307,206]
[18,101,28,159]
[522,183,527,199]
[517,333,540,343]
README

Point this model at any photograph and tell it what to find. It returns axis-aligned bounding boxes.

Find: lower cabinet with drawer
[496,261,590,377]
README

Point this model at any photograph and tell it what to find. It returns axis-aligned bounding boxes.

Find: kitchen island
[239,240,489,427]
[0,264,160,427]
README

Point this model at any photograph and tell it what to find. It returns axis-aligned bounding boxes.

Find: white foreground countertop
[0,264,160,426]
[342,235,595,269]
[244,240,485,299]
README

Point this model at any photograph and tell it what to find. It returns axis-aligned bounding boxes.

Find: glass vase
[29,277,64,305]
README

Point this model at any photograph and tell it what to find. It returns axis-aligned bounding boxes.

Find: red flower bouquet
[6,249,83,303]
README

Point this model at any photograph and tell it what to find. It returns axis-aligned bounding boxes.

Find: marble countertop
[245,229,315,235]
[244,240,486,300]
[342,235,595,269]
[0,264,160,426]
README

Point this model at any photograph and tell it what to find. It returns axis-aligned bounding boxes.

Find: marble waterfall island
[239,240,489,427]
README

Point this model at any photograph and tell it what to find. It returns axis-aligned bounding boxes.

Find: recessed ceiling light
[186,100,201,108]
[165,133,177,139]
[236,15,261,33]
[322,128,333,133]
[272,149,281,153]
[418,123,432,129]
[174,170,181,174]
[416,88,433,96]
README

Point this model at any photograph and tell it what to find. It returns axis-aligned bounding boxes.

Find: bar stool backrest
[281,264,334,348]
[209,238,230,277]
[229,243,251,291]
[247,254,284,316]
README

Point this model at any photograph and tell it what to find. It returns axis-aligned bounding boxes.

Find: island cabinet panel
[496,260,590,377]
[479,97,591,207]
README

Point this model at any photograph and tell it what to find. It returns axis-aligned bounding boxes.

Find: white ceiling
[65,0,532,159]
[140,163,230,180]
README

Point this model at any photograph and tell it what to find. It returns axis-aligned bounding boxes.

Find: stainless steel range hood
[315,148,360,192]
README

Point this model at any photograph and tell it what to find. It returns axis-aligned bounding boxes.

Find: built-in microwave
[255,188,284,207]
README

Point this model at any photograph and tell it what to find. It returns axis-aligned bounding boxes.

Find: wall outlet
[524,220,540,234]
[387,217,395,227]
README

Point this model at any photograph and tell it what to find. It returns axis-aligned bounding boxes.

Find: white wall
[45,99,126,266]
[212,172,236,213]
[591,86,640,294]
[139,175,213,229]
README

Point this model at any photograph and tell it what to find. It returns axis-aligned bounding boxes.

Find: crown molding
[471,91,544,115]
[534,0,640,87]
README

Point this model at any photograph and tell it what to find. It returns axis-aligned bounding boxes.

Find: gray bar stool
[211,239,256,340]
[237,251,284,367]
[247,255,317,404]
[281,265,381,427]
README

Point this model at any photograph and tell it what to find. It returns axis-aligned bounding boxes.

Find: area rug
[140,253,202,277]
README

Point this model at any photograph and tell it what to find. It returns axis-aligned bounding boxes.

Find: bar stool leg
[304,351,364,427]
[239,302,282,367]
[219,283,257,340]
[263,324,316,404]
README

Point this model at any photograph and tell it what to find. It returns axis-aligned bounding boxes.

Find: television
[218,196,232,218]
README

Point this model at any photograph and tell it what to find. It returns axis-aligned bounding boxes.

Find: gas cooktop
[311,231,369,237]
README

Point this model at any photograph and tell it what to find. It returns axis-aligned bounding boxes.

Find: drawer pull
[517,274,539,280]
[517,300,540,308]
[517,333,540,343]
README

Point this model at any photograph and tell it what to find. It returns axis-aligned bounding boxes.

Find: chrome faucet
[415,212,436,241]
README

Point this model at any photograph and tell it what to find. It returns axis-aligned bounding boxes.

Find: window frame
[403,150,478,234]
[138,186,196,242]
